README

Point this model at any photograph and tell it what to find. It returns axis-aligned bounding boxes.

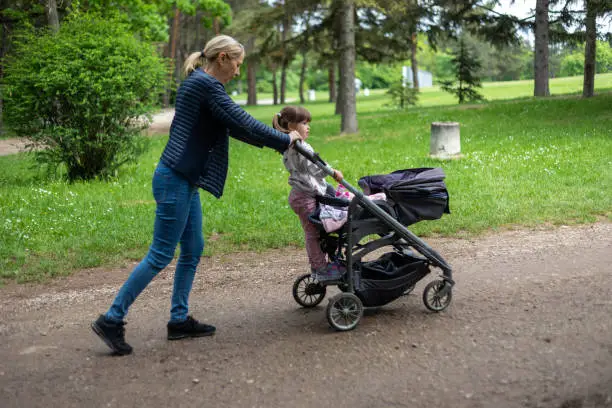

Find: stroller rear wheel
[326,293,364,331]
[423,279,452,312]
[292,274,326,308]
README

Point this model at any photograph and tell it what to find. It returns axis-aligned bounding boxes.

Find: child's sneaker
[316,262,346,281]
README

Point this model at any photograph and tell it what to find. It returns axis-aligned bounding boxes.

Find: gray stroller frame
[291,141,455,331]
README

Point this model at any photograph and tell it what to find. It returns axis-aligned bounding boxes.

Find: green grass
[234,74,612,122]
[1,74,611,283]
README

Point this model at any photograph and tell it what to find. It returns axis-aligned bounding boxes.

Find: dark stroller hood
[358,168,450,226]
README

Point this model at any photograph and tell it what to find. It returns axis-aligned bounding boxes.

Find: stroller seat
[308,191,396,234]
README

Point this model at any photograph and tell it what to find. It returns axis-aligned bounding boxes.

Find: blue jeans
[106,161,204,324]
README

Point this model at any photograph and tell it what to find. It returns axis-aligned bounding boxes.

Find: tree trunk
[280,61,288,104]
[410,32,419,91]
[0,20,7,135]
[174,10,185,89]
[170,6,180,62]
[533,0,550,97]
[213,17,220,35]
[195,11,201,48]
[328,64,336,102]
[335,59,343,114]
[163,6,180,107]
[247,62,257,106]
[299,51,307,104]
[246,36,257,106]
[338,0,357,133]
[582,0,597,98]
[299,12,311,105]
[280,11,290,104]
[47,0,60,33]
[272,68,278,105]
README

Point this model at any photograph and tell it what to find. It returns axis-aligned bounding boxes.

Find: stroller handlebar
[293,140,361,198]
[293,140,335,176]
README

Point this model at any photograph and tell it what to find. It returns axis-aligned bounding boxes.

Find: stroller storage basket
[358,168,450,226]
[356,252,430,307]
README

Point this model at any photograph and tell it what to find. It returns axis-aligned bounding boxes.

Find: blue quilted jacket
[160,69,290,198]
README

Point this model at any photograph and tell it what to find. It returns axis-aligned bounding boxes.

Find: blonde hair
[272,106,312,133]
[183,35,245,77]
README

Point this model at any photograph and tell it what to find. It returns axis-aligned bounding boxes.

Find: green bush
[385,78,419,109]
[560,42,612,78]
[560,52,585,77]
[3,13,167,181]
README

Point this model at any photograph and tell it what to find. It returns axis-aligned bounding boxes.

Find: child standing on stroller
[273,106,345,281]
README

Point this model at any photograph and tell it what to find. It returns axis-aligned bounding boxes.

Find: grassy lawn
[1,74,611,283]
[235,73,612,123]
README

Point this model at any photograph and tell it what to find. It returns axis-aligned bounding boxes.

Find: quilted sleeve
[202,81,290,152]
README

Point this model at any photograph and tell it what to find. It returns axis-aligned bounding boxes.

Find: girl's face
[289,120,310,139]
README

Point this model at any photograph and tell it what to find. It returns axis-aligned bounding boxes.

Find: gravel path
[0,110,176,156]
[1,223,610,408]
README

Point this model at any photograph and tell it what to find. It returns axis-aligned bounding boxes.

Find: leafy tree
[440,37,485,104]
[3,14,167,181]
[70,0,170,42]
[560,40,612,76]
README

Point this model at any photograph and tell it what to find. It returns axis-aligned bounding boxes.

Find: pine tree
[440,37,485,104]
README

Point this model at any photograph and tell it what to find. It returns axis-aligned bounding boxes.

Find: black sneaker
[91,314,133,356]
[167,316,216,340]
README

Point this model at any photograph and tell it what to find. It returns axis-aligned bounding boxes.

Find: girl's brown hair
[183,35,244,77]
[272,106,312,133]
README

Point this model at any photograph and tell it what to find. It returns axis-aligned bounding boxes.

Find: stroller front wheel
[292,274,326,308]
[326,293,364,331]
[423,279,453,312]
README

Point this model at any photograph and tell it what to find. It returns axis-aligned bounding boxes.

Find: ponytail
[272,113,291,133]
[183,51,205,77]
[272,106,312,133]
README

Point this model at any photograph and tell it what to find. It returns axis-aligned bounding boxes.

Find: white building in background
[402,66,433,88]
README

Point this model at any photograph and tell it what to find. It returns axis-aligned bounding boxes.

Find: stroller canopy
[358,168,450,226]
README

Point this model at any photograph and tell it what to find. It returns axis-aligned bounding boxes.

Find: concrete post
[430,122,461,159]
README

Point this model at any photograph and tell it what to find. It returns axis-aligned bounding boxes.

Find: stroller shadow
[280,291,433,336]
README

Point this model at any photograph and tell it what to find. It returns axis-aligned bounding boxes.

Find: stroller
[291,141,454,331]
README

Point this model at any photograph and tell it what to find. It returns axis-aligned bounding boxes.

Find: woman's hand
[288,131,303,146]
[333,170,344,182]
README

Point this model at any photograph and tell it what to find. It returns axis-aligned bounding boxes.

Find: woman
[92,35,302,356]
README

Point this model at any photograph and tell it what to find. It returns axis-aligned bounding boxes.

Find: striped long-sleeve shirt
[160,69,290,198]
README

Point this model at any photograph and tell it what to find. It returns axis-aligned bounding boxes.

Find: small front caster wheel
[326,293,363,331]
[423,279,452,312]
[292,273,326,308]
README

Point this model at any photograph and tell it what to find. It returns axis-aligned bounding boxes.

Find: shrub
[3,13,167,181]
[386,77,419,109]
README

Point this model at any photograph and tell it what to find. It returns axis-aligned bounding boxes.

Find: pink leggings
[288,189,327,270]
